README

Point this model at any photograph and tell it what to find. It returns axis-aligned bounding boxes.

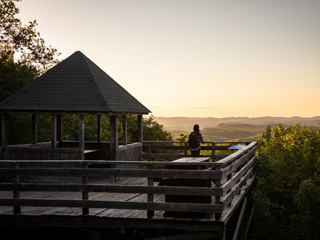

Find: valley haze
[156,116,320,134]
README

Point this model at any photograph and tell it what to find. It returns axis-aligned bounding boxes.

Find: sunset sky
[17,0,320,118]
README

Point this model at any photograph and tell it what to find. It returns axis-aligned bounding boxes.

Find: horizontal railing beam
[0,160,221,167]
[0,183,224,196]
[0,168,223,179]
[0,199,223,213]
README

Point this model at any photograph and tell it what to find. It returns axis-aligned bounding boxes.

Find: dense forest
[1,1,320,239]
[250,124,320,240]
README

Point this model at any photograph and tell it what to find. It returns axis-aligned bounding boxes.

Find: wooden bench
[159,157,212,218]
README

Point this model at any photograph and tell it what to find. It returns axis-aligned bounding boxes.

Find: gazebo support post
[57,114,63,143]
[110,115,119,160]
[51,115,57,149]
[79,115,85,160]
[138,115,143,142]
[97,115,101,143]
[32,114,37,144]
[122,115,127,145]
[2,114,9,148]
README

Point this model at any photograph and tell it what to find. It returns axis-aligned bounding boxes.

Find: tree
[0,0,60,73]
[0,0,61,145]
[250,124,320,240]
[143,115,173,141]
[126,115,172,142]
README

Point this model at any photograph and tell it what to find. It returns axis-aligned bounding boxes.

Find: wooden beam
[110,115,119,160]
[32,114,37,144]
[13,163,20,214]
[122,115,127,145]
[51,115,57,149]
[0,168,223,179]
[82,162,89,215]
[97,115,101,143]
[2,114,9,148]
[0,199,223,212]
[0,183,223,196]
[57,114,63,143]
[79,115,85,160]
[138,115,143,142]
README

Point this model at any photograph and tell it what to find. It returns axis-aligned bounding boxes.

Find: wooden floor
[0,175,252,225]
[0,178,238,236]
[0,176,217,219]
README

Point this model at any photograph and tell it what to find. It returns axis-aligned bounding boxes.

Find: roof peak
[0,51,151,114]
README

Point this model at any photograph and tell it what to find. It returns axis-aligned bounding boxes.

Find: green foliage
[126,115,172,142]
[0,0,60,146]
[176,133,188,142]
[143,115,173,141]
[251,124,320,240]
[0,52,37,102]
[62,115,112,142]
[0,0,60,72]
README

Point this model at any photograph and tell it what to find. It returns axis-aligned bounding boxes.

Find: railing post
[147,157,154,218]
[32,114,38,144]
[110,115,119,160]
[122,115,127,145]
[82,162,89,215]
[147,176,154,218]
[215,165,222,220]
[2,114,9,148]
[137,115,143,142]
[97,115,101,144]
[13,163,21,214]
[148,144,152,161]
[79,115,85,160]
[51,115,57,149]
[184,142,188,157]
[211,143,216,161]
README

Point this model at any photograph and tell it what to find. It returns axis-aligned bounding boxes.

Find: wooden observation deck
[0,141,256,240]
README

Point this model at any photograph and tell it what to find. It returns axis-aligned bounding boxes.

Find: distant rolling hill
[157,116,320,141]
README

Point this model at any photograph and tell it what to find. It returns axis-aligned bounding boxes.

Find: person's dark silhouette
[188,124,204,157]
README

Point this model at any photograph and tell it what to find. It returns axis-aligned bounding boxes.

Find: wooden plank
[147,231,221,240]
[0,199,223,213]
[222,156,256,194]
[2,114,9,148]
[51,115,57,149]
[172,157,211,163]
[215,142,257,167]
[79,115,85,160]
[122,115,127,145]
[32,114,37,144]
[118,142,142,151]
[5,147,82,153]
[97,115,101,143]
[0,214,225,231]
[222,168,255,208]
[110,115,118,160]
[220,176,255,223]
[0,160,220,167]
[138,115,143,142]
[0,168,223,179]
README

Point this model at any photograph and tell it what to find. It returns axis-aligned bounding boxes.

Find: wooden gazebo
[0,51,150,161]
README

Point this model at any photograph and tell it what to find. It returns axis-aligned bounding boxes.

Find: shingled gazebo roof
[0,51,150,114]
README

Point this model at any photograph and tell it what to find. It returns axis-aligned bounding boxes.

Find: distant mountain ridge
[157,116,320,142]
[156,116,320,131]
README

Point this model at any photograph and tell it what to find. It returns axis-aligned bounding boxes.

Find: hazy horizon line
[154,115,320,119]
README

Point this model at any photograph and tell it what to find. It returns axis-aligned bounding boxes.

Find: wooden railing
[0,142,256,221]
[143,141,251,161]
